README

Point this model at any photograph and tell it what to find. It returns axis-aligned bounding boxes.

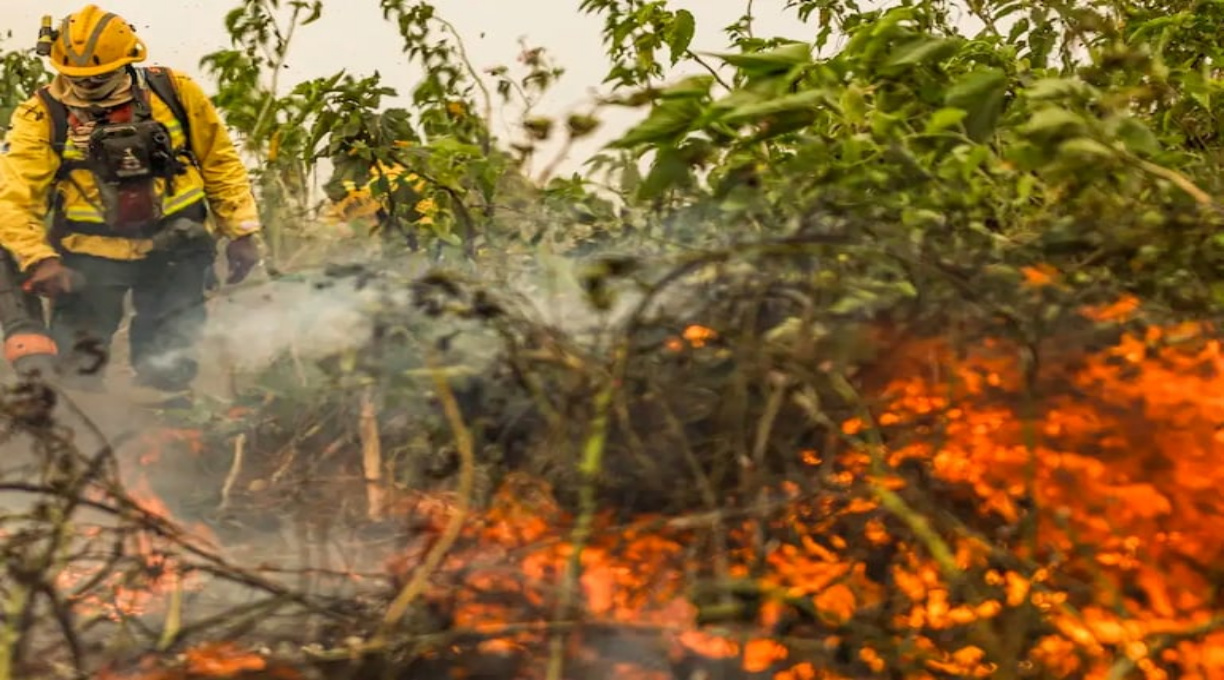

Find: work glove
[24,258,79,297]
[225,234,262,284]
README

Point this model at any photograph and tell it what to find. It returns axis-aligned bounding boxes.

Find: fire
[94,642,297,679]
[53,428,218,623]
[381,297,1224,678]
[43,288,1224,678]
[665,324,717,351]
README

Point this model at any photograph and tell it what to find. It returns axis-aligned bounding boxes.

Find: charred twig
[157,595,299,652]
[654,386,734,605]
[36,580,84,673]
[376,355,476,639]
[303,618,692,662]
[358,386,386,521]
[218,433,246,511]
[6,468,351,623]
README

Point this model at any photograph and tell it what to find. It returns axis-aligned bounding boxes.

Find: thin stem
[544,342,626,680]
[250,1,302,146]
[375,353,476,640]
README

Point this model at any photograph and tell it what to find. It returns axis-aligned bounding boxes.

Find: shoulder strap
[141,66,193,156]
[36,69,195,177]
[35,87,79,191]
[35,87,69,158]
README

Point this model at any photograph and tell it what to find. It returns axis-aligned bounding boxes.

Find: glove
[225,234,261,284]
[24,258,78,297]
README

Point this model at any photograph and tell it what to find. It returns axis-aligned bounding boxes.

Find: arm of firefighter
[0,99,61,271]
[173,71,261,240]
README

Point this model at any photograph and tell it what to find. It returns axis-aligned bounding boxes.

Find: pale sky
[6,1,827,178]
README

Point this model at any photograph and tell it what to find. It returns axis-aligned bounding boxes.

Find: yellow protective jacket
[0,68,260,272]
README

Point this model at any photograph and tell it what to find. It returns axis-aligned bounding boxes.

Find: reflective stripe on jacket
[0,69,260,271]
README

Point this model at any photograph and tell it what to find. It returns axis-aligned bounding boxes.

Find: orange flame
[62,293,1224,678]
[665,324,717,352]
[379,302,1224,678]
[55,429,219,622]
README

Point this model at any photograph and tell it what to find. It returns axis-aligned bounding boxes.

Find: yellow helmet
[48,5,147,77]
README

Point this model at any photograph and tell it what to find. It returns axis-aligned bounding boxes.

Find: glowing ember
[93,641,296,679]
[665,324,717,352]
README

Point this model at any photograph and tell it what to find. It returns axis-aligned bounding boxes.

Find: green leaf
[1016,173,1038,201]
[944,68,1008,142]
[435,229,463,246]
[429,137,483,156]
[708,89,768,112]
[619,158,643,193]
[1021,107,1088,139]
[924,107,967,133]
[829,289,879,315]
[720,88,837,125]
[658,75,714,99]
[745,110,819,142]
[706,42,812,76]
[840,84,869,125]
[638,146,692,199]
[884,37,961,69]
[666,10,696,65]
[608,98,702,148]
[1210,280,1224,309]
[300,1,324,25]
[1058,137,1115,160]
[945,68,1007,106]
[1113,117,1161,156]
[1024,77,1095,101]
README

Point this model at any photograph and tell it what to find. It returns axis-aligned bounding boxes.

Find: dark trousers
[49,234,216,392]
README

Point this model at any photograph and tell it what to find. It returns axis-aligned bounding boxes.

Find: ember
[94,642,298,679]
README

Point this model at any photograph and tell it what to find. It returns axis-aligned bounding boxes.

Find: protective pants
[48,226,216,393]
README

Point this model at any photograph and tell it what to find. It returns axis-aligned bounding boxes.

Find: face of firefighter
[64,69,130,102]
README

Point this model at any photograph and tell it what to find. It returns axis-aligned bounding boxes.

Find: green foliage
[0,33,50,132]
[577,0,699,87]
[2,0,1223,310]
[584,0,1224,312]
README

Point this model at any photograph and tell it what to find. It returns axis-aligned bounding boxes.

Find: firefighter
[0,5,263,405]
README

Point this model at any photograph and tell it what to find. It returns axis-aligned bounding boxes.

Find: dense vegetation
[2,1,1224,678]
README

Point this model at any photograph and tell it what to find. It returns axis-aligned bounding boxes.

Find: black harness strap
[35,88,87,181]
[35,88,68,157]
[142,66,194,164]
[37,66,196,178]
